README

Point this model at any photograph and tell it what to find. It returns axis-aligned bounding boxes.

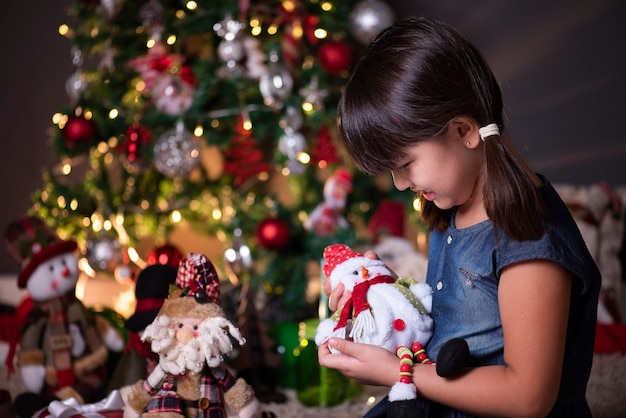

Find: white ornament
[349,0,395,45]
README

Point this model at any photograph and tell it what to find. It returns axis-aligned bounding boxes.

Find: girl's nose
[391,171,412,191]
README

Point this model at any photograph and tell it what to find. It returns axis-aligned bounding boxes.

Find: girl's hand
[322,250,382,312]
[317,338,398,387]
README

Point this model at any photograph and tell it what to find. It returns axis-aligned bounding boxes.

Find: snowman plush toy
[3,216,122,418]
[315,244,469,417]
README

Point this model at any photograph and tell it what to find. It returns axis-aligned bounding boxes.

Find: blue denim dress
[365,177,601,418]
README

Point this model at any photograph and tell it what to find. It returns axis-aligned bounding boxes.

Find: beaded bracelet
[395,342,433,384]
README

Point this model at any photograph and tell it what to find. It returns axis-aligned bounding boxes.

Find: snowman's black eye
[193,325,198,330]
[352,270,358,275]
[49,265,54,272]
[177,323,184,329]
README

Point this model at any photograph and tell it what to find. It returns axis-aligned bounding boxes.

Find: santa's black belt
[182,397,217,410]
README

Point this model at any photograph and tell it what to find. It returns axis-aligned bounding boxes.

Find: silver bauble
[224,228,254,277]
[259,51,293,109]
[153,121,201,178]
[86,235,122,272]
[349,0,395,45]
[278,129,306,159]
[217,38,245,64]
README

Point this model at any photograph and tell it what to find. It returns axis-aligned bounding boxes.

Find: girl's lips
[423,191,435,201]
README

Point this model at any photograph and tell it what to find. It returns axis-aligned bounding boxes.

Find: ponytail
[482,131,546,241]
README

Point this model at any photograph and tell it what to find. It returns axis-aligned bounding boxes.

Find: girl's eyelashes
[397,161,411,171]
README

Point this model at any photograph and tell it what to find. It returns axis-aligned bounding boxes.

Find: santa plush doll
[3,216,120,418]
[304,169,353,236]
[126,253,260,418]
[315,244,468,418]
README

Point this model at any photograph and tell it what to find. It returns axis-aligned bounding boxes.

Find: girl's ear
[450,117,480,148]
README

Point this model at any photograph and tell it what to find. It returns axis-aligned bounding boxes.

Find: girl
[318,16,601,417]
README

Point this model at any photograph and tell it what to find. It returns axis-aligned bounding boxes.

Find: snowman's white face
[332,257,392,292]
[26,252,79,301]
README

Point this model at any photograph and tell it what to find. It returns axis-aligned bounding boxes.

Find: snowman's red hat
[3,216,77,289]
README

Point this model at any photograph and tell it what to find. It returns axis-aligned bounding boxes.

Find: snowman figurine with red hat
[316,244,469,417]
[315,243,434,355]
[126,252,260,418]
[3,216,122,418]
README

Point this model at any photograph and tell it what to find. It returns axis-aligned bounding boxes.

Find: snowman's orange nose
[361,266,369,279]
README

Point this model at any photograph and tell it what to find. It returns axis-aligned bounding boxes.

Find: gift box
[33,390,124,418]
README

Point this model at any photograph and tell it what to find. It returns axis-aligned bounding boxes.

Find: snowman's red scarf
[333,275,396,332]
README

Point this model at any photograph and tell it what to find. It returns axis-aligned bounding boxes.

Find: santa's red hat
[327,168,353,192]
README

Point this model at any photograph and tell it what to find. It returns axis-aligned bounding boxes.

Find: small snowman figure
[315,244,469,418]
[3,216,118,418]
[315,243,434,354]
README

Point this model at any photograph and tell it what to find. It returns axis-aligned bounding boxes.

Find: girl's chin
[432,199,454,210]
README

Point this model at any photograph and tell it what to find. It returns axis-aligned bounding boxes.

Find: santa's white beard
[143,315,246,375]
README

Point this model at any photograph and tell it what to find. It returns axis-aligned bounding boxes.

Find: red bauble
[63,115,97,147]
[317,40,353,74]
[147,244,183,267]
[256,218,290,250]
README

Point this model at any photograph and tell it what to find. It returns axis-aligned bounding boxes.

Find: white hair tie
[478,123,500,141]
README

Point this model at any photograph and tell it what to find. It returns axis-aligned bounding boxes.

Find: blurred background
[1,0,625,275]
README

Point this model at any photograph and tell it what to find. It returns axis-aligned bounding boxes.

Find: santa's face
[143,311,244,375]
[323,181,349,210]
[27,252,79,301]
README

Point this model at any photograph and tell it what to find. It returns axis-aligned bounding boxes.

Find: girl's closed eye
[394,159,411,172]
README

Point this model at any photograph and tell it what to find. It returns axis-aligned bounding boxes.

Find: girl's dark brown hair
[338,16,546,240]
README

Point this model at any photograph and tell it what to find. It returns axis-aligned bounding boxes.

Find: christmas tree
[30,0,419,324]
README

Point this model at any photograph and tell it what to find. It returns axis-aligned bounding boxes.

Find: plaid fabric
[3,216,58,266]
[143,365,236,418]
[145,391,185,415]
[175,253,221,305]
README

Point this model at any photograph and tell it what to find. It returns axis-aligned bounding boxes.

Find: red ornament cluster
[121,122,151,162]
